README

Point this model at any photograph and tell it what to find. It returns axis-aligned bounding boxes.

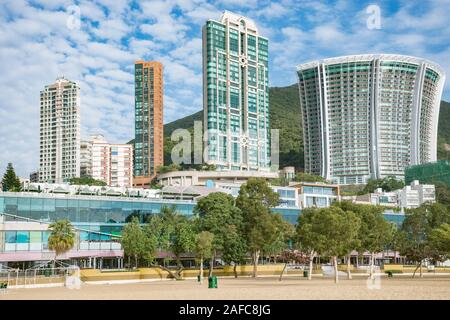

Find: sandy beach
[2,275,450,300]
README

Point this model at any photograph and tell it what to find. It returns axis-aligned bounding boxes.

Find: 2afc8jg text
[179,304,271,318]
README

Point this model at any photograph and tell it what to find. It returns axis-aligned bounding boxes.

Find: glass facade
[0,194,194,226]
[0,193,405,233]
[0,228,121,253]
[203,13,270,171]
[298,55,445,185]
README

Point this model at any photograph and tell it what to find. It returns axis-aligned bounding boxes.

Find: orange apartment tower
[133,61,164,187]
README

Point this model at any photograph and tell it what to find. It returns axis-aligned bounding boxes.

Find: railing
[0,212,122,238]
[1,212,123,253]
[2,241,122,253]
[0,191,196,204]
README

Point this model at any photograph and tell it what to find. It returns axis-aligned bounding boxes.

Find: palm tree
[48,219,75,268]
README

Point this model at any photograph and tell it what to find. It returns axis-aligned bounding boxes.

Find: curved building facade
[297,54,445,185]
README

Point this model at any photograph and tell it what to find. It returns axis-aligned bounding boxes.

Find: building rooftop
[220,11,258,32]
[297,54,445,76]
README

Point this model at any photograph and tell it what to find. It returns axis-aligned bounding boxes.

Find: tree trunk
[369,253,375,280]
[252,250,260,278]
[233,264,238,278]
[199,256,203,284]
[356,253,359,268]
[420,261,423,278]
[333,256,339,284]
[135,255,138,268]
[413,260,423,279]
[156,265,183,280]
[279,263,288,281]
[347,255,352,280]
[308,251,314,281]
[208,251,215,277]
[176,254,182,268]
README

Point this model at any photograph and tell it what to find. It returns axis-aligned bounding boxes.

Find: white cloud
[313,24,346,43]
[214,0,259,9]
[140,21,188,43]
[256,2,289,19]
[92,18,131,41]
[170,38,202,67]
[0,0,449,178]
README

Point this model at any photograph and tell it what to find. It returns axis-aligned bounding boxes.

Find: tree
[194,231,214,284]
[278,250,309,281]
[428,224,450,261]
[156,163,181,174]
[263,214,295,263]
[397,203,450,277]
[69,176,106,186]
[171,216,196,268]
[142,223,159,265]
[307,206,360,283]
[433,182,450,206]
[296,208,327,280]
[221,230,248,278]
[145,206,196,279]
[121,217,146,268]
[334,202,392,279]
[1,163,21,192]
[360,176,404,194]
[48,219,75,268]
[236,178,280,277]
[293,172,327,183]
[194,192,243,276]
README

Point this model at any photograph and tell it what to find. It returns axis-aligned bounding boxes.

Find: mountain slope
[130,84,450,169]
[437,100,450,160]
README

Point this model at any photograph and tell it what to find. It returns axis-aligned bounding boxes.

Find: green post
[303,270,308,278]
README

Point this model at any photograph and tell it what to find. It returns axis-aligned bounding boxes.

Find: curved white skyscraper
[297,54,445,184]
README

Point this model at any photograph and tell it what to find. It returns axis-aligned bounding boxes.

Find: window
[5,231,16,243]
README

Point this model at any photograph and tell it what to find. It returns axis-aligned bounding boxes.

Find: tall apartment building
[203,11,270,171]
[297,54,445,184]
[39,77,80,183]
[80,134,133,187]
[133,61,164,187]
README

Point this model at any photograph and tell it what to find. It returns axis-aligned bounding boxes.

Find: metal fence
[0,266,20,289]
[0,261,80,289]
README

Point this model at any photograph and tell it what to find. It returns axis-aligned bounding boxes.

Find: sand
[1,275,450,300]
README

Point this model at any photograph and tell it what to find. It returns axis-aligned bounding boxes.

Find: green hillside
[130,84,450,169]
[437,100,450,160]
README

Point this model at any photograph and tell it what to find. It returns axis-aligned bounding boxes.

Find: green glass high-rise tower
[202,11,270,171]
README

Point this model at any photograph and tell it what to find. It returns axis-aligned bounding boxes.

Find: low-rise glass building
[0,191,405,267]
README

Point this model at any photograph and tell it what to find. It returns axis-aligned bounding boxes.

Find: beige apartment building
[80,134,133,187]
[39,77,80,183]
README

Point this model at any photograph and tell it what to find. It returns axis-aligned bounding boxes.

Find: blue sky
[0,0,449,177]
